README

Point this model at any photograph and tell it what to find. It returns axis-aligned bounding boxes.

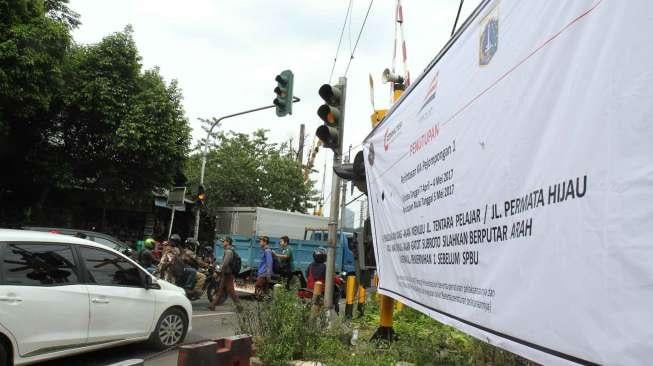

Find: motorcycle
[186,262,221,301]
[296,272,345,313]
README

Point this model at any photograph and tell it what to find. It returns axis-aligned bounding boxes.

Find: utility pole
[315,77,347,310]
[339,145,352,230]
[297,123,305,166]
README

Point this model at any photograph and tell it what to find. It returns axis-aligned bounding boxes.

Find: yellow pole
[344,275,356,319]
[372,82,405,342]
[395,301,405,311]
[393,89,404,102]
[373,272,380,302]
[379,295,394,327]
[357,286,366,317]
[311,281,323,315]
[370,109,388,128]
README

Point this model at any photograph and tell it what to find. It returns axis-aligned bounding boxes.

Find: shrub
[241,289,534,365]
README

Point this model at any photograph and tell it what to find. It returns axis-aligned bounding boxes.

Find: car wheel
[0,342,8,366]
[149,308,188,350]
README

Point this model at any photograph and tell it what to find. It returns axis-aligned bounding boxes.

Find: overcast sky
[69,0,479,217]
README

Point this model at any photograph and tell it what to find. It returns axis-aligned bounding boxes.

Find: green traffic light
[274,70,294,117]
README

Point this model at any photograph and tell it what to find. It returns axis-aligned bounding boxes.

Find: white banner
[363,1,653,364]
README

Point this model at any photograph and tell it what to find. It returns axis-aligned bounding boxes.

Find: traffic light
[196,184,206,206]
[333,151,367,194]
[273,70,294,117]
[316,83,344,150]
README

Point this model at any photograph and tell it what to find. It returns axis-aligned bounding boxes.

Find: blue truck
[213,207,355,294]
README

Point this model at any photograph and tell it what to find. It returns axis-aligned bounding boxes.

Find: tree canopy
[58,29,190,195]
[186,128,318,214]
[0,0,191,223]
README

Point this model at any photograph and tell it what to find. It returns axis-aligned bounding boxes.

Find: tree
[57,27,191,200]
[186,128,318,214]
[0,1,191,224]
[0,0,77,220]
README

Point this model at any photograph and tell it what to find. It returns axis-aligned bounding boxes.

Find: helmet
[184,237,199,249]
[169,234,182,246]
[144,238,156,249]
[313,247,327,263]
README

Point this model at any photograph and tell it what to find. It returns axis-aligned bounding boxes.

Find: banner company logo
[419,71,439,113]
[383,121,403,151]
[479,5,499,66]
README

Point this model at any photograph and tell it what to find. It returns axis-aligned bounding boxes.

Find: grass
[238,289,536,366]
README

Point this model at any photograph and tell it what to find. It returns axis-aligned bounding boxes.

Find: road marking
[192,312,235,318]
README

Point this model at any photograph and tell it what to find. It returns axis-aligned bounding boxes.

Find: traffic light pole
[193,97,301,240]
[324,77,346,310]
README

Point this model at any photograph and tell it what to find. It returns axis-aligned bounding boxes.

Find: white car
[0,229,192,366]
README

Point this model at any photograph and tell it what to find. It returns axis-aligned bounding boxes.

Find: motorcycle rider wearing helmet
[306,247,341,313]
[138,238,157,274]
[179,238,202,297]
[158,234,183,284]
[306,248,327,291]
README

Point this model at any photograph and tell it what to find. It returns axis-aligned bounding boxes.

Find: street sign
[167,187,186,209]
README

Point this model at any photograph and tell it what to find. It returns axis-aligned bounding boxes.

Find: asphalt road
[36,298,241,366]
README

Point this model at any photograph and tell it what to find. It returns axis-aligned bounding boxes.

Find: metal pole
[339,145,352,230]
[168,207,176,240]
[193,97,301,240]
[324,77,346,310]
[298,123,305,165]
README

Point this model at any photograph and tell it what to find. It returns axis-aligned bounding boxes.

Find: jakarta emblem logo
[479,6,499,66]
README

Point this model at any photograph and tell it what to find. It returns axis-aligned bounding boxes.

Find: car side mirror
[144,275,160,290]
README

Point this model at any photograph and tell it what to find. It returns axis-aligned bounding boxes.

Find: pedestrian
[273,235,294,288]
[209,237,242,311]
[255,235,273,298]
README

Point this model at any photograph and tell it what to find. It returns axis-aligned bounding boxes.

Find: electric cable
[344,0,374,76]
[329,0,353,83]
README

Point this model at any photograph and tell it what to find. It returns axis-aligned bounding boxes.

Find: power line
[329,0,353,83]
[344,0,374,76]
[348,0,354,55]
[451,0,465,36]
[345,193,365,207]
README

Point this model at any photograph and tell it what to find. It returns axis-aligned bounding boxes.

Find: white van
[0,229,192,366]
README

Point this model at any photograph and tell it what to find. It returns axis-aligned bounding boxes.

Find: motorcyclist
[180,238,207,299]
[200,245,215,266]
[137,238,157,274]
[305,247,340,313]
[306,247,327,291]
[158,234,183,284]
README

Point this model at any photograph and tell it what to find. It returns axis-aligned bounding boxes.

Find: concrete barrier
[178,340,217,366]
[216,334,253,366]
[177,335,253,366]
